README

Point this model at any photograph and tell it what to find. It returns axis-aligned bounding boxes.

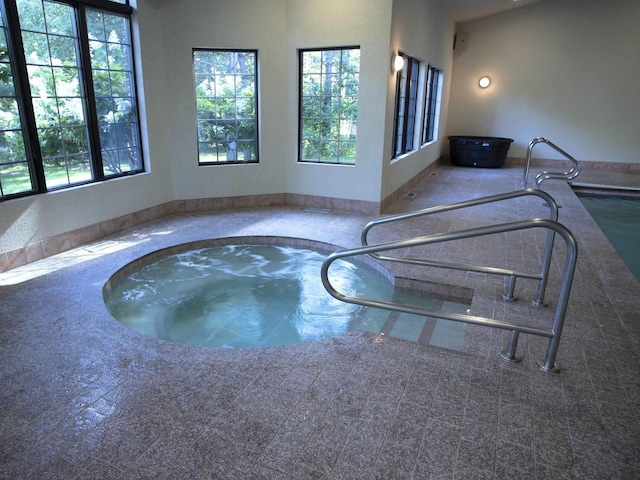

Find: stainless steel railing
[522,137,581,189]
[321,217,578,372]
[361,189,559,305]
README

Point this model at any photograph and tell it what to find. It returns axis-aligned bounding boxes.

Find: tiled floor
[1,164,639,479]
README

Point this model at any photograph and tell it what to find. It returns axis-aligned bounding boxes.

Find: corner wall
[0,0,174,258]
[381,0,456,201]
[1,0,460,268]
[160,0,290,201]
[161,0,394,205]
[446,0,640,163]
[284,0,393,204]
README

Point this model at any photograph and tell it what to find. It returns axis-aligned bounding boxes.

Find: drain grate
[304,207,330,214]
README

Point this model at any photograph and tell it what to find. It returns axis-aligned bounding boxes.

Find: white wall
[381,0,455,200]
[162,0,393,204]
[0,0,459,256]
[447,0,640,163]
[0,0,174,254]
[161,0,289,200]
[284,0,393,203]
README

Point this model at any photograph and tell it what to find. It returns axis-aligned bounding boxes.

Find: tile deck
[1,164,639,479]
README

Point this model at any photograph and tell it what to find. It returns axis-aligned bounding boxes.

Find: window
[422,65,443,144]
[0,8,30,196]
[392,53,420,158]
[299,47,359,165]
[193,49,258,164]
[0,0,141,201]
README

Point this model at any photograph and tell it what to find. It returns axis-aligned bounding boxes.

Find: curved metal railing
[321,217,578,372]
[361,189,559,305]
[521,137,581,189]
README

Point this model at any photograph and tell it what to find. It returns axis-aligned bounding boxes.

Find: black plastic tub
[448,136,513,168]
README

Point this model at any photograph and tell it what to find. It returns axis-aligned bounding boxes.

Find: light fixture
[392,53,405,73]
[478,76,491,88]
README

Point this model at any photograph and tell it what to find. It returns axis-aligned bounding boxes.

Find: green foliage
[0,22,33,195]
[1,1,140,195]
[300,48,359,164]
[194,50,257,162]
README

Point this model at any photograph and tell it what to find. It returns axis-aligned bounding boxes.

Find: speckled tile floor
[1,164,639,479]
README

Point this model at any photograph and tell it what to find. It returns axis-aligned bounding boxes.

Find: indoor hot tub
[448,136,513,168]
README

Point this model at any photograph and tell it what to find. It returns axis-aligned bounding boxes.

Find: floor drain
[304,207,330,214]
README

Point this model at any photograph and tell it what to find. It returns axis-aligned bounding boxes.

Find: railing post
[537,224,578,372]
[533,229,555,306]
[522,137,544,189]
[500,330,521,363]
[502,275,517,301]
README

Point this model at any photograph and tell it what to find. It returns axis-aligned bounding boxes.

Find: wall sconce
[478,76,491,88]
[392,53,405,73]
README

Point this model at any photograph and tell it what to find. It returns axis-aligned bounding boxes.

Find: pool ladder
[522,137,581,189]
[320,189,578,373]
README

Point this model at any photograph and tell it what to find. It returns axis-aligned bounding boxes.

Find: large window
[193,49,258,164]
[299,47,359,165]
[0,8,29,196]
[0,0,141,201]
[392,52,420,158]
[422,65,443,145]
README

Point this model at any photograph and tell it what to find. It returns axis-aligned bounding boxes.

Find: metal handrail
[361,189,559,305]
[522,137,581,189]
[321,218,578,372]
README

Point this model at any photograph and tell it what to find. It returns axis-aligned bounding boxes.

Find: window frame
[193,48,259,165]
[0,0,142,202]
[298,45,360,165]
[422,64,443,145]
[392,52,420,159]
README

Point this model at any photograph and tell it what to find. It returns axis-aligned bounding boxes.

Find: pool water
[577,193,640,280]
[103,243,469,349]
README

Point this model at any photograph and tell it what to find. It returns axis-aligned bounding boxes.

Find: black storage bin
[448,136,513,168]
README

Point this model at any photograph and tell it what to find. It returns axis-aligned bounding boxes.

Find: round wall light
[478,76,491,88]
[392,54,405,73]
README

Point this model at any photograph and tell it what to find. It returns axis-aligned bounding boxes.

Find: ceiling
[443,0,543,22]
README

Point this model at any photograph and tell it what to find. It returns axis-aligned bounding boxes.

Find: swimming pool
[577,193,640,280]
[103,238,469,349]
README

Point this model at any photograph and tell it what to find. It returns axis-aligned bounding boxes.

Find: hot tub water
[104,242,468,349]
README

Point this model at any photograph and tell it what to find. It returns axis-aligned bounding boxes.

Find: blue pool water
[577,193,640,280]
[103,242,468,349]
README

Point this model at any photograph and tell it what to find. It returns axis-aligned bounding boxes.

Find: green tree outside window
[299,47,360,165]
[193,49,258,164]
[0,0,141,201]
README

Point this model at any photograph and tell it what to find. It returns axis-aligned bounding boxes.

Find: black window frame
[0,0,142,202]
[392,52,420,158]
[193,48,259,165]
[298,45,360,165]
[422,64,442,145]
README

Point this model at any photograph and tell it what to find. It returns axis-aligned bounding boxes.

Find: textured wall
[446,0,640,163]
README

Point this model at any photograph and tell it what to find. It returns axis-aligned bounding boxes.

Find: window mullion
[2,0,46,193]
[429,69,437,140]
[424,67,433,144]
[75,5,104,180]
[392,65,403,157]
[401,60,412,153]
